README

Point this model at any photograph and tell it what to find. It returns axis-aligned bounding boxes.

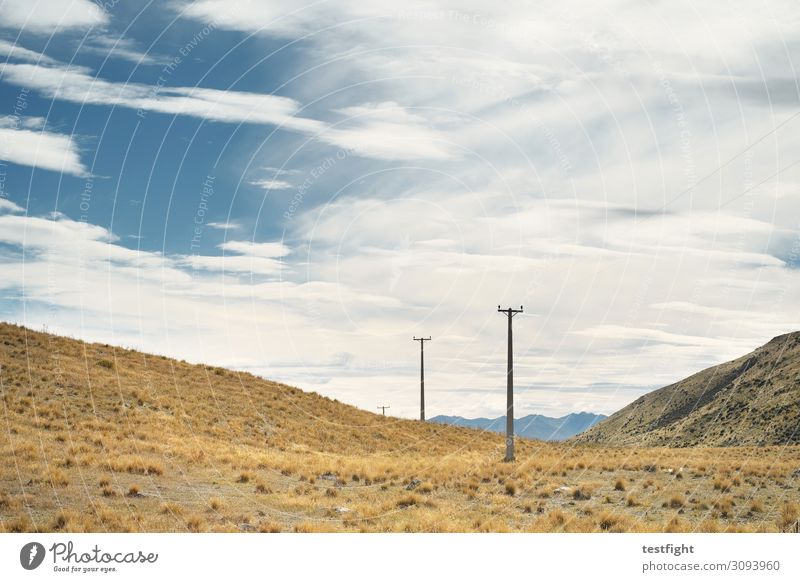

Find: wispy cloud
[0,0,107,32]
[0,63,464,161]
[0,120,87,176]
[0,198,25,213]
[207,221,242,230]
[250,178,293,191]
[0,39,56,64]
[220,240,291,258]
[0,63,323,131]
[80,35,166,66]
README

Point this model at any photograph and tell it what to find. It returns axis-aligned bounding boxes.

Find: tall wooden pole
[498,306,523,462]
[413,337,431,420]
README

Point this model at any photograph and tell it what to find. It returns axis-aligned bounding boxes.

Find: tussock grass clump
[597,511,629,532]
[667,494,685,509]
[713,496,735,518]
[779,502,800,531]
[713,476,733,492]
[160,502,183,516]
[572,486,592,501]
[258,520,282,533]
[108,456,164,476]
[664,517,690,533]
[254,482,272,494]
[396,494,421,508]
[186,515,206,532]
[46,468,70,487]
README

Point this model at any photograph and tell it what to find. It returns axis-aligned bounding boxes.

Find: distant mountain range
[429,411,607,441]
[573,332,800,447]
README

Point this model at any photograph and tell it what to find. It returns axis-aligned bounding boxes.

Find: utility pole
[413,336,431,421]
[377,405,390,416]
[498,305,523,462]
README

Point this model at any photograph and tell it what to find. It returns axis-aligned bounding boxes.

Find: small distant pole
[377,405,390,416]
[413,336,431,421]
[498,305,523,462]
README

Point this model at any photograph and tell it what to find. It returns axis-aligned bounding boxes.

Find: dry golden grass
[1,322,799,533]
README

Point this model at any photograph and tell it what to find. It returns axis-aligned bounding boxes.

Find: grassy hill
[573,332,800,447]
[1,322,799,533]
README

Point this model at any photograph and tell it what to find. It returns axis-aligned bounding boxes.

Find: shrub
[614,478,626,491]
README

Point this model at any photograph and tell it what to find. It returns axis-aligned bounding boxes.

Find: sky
[1,0,799,419]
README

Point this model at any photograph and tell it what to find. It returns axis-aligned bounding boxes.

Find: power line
[377,405,390,416]
[413,336,431,421]
[498,305,523,462]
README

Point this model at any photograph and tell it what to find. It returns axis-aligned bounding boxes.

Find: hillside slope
[2,322,799,533]
[430,412,606,440]
[574,332,800,447]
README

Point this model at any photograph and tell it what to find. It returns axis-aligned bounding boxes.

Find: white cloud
[80,35,165,66]
[250,178,293,191]
[0,63,323,132]
[0,0,107,32]
[0,124,87,176]
[0,115,45,129]
[0,64,461,161]
[177,254,285,275]
[0,39,55,64]
[206,221,241,230]
[220,240,291,258]
[0,198,25,213]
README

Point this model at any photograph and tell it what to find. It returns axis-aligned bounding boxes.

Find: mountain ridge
[430,411,606,441]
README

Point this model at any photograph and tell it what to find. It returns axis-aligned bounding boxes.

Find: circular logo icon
[20,542,46,570]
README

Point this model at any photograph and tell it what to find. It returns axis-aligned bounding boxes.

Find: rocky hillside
[573,332,800,447]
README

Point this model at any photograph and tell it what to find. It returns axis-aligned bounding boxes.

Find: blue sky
[1,0,800,418]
